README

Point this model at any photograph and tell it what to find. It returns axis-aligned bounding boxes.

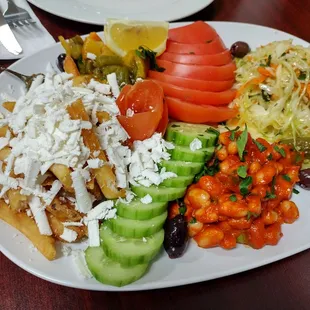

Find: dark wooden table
[1,0,310,309]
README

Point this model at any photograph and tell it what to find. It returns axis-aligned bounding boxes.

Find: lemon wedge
[104,19,169,57]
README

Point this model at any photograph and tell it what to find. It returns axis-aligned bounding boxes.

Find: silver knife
[0,10,22,55]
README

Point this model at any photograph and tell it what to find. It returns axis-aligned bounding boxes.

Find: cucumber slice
[165,122,218,148]
[100,225,164,266]
[107,211,167,238]
[159,175,194,188]
[169,145,215,163]
[131,185,186,202]
[116,199,168,220]
[161,160,204,176]
[85,246,148,287]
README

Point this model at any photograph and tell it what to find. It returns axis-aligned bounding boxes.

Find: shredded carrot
[270,63,278,70]
[257,66,275,77]
[236,75,266,98]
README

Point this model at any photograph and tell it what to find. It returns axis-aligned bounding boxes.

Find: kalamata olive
[57,53,66,72]
[164,214,188,259]
[230,41,250,58]
[298,168,310,190]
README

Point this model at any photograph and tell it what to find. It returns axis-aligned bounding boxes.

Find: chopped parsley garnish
[298,72,307,80]
[171,124,180,128]
[177,199,187,215]
[229,194,237,202]
[274,145,286,157]
[253,139,267,152]
[294,153,302,164]
[136,46,165,72]
[246,211,259,221]
[265,176,277,199]
[282,174,291,182]
[293,188,300,194]
[237,165,247,178]
[194,158,220,182]
[236,124,248,160]
[266,55,272,66]
[239,176,252,196]
[190,217,197,224]
[207,127,220,138]
[262,90,271,101]
[267,153,273,161]
[225,126,240,141]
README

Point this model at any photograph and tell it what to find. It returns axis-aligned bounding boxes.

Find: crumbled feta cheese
[61,244,72,257]
[140,194,152,204]
[72,250,93,279]
[86,52,97,60]
[0,137,9,150]
[190,138,202,151]
[87,220,100,247]
[107,73,120,97]
[71,170,93,213]
[60,227,78,242]
[84,200,115,222]
[63,221,84,227]
[87,158,103,169]
[126,108,134,117]
[28,196,52,236]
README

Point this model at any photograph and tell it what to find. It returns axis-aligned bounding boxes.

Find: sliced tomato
[157,60,236,81]
[156,100,169,135]
[116,80,164,141]
[116,84,132,115]
[169,21,217,44]
[148,71,234,92]
[158,50,232,66]
[166,97,238,123]
[166,36,226,55]
[153,80,236,106]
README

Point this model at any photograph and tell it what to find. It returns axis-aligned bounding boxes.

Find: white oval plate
[0,22,310,291]
[28,0,214,25]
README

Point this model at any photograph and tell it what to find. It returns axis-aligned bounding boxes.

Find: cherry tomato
[166,36,226,55]
[157,59,236,81]
[152,80,236,106]
[116,80,164,141]
[165,97,238,123]
[169,21,218,44]
[158,50,232,66]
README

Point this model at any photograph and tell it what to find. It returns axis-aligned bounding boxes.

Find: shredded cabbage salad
[229,40,310,144]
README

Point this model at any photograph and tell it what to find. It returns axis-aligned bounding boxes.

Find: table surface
[1,0,310,309]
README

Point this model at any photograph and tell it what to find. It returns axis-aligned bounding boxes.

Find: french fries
[47,213,87,242]
[2,101,15,112]
[49,164,73,192]
[7,189,28,211]
[0,147,11,161]
[46,197,83,222]
[0,125,8,137]
[67,99,125,199]
[0,200,56,260]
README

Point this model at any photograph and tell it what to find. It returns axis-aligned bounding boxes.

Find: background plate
[0,22,310,291]
[27,0,214,25]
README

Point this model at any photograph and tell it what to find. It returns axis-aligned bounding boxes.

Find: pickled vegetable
[123,50,149,79]
[94,55,123,67]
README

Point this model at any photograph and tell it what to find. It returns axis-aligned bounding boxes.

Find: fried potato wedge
[67,99,125,199]
[7,189,28,211]
[0,200,56,260]
[46,197,83,222]
[49,164,73,192]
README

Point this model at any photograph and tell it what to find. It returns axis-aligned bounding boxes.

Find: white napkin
[0,0,55,60]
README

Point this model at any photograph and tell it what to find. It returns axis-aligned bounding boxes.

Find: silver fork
[3,0,36,27]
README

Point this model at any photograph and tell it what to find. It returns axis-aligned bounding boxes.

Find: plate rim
[28,0,214,25]
[1,21,310,291]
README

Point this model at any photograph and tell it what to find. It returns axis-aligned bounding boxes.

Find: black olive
[298,168,310,190]
[164,214,188,259]
[57,53,66,72]
[230,41,250,58]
